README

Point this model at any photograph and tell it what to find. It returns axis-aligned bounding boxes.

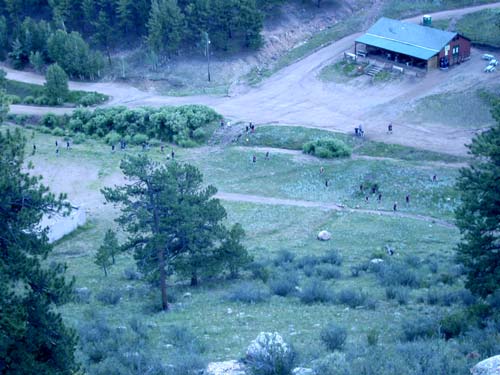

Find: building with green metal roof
[355,17,471,70]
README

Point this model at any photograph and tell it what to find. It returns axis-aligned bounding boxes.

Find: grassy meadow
[4,119,490,373]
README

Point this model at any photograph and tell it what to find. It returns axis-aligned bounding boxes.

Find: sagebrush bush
[302,138,351,158]
[367,329,379,346]
[337,288,367,308]
[377,262,421,288]
[268,273,298,297]
[300,278,333,304]
[386,286,410,305]
[401,317,438,341]
[315,264,342,280]
[320,323,347,351]
[123,266,143,280]
[246,338,296,375]
[227,282,270,303]
[74,287,92,304]
[321,249,343,266]
[247,261,270,283]
[440,312,469,340]
[273,250,295,267]
[96,287,122,305]
[296,255,320,269]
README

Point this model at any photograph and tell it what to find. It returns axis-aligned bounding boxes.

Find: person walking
[365,195,369,203]
[66,140,70,149]
[252,155,256,163]
[111,144,115,152]
[432,174,437,182]
[265,151,269,160]
[325,179,329,187]
[406,194,410,205]
[55,140,58,147]
[378,193,382,202]
[388,123,393,134]
[55,147,59,156]
[32,144,36,155]
[393,202,397,211]
[320,167,324,174]
[171,149,175,159]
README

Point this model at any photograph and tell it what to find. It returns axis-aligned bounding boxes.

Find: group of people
[354,122,394,137]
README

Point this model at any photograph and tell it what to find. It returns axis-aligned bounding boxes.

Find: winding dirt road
[4,2,500,156]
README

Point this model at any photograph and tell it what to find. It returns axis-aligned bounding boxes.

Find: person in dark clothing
[365,195,369,203]
[432,174,437,182]
[171,150,175,159]
[388,123,393,134]
[66,141,70,149]
[265,151,269,160]
[55,140,58,147]
[378,193,382,202]
[393,202,397,211]
[406,195,410,205]
[252,155,256,163]
[161,145,164,153]
[325,180,329,187]
[360,184,364,192]
[112,144,115,152]
[32,144,36,155]
[246,126,249,133]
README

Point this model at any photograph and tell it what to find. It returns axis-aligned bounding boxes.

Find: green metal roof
[356,17,457,60]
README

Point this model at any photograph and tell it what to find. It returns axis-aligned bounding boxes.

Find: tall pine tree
[0,129,77,374]
[456,99,500,297]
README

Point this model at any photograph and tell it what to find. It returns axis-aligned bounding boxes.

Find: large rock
[317,230,331,241]
[205,360,245,375]
[292,367,315,375]
[471,355,500,375]
[246,332,290,361]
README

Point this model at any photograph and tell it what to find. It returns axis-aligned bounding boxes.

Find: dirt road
[4,2,500,155]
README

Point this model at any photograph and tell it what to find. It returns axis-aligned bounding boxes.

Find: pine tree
[0,128,77,374]
[0,86,9,123]
[95,229,119,276]
[44,63,69,104]
[92,10,114,65]
[116,0,134,36]
[456,99,500,297]
[146,0,184,57]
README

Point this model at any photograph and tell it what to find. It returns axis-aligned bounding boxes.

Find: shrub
[23,95,35,104]
[404,255,421,268]
[296,255,320,269]
[273,250,295,267]
[77,92,107,107]
[440,312,468,340]
[246,335,296,375]
[401,317,438,341]
[165,325,206,353]
[6,94,21,104]
[192,127,206,142]
[123,266,143,280]
[350,265,362,277]
[131,133,149,145]
[377,262,421,288]
[302,138,351,158]
[315,264,342,280]
[34,96,49,105]
[227,282,270,303]
[52,126,65,136]
[367,329,379,346]
[300,278,333,304]
[72,133,86,144]
[247,261,270,283]
[320,324,347,352]
[337,288,367,308]
[321,249,343,266]
[74,287,92,304]
[386,286,410,305]
[105,130,121,145]
[269,273,298,297]
[96,287,122,305]
[40,113,60,129]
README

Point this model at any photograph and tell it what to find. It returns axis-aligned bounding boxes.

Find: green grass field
[456,8,500,48]
[3,121,489,372]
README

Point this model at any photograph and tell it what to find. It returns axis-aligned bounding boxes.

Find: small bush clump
[401,317,438,341]
[337,288,367,308]
[96,287,122,305]
[376,262,421,288]
[73,287,92,304]
[320,323,347,352]
[247,261,270,283]
[268,273,299,297]
[303,138,352,158]
[273,250,295,267]
[315,264,342,280]
[227,282,270,303]
[320,249,343,266]
[300,278,333,304]
[246,336,296,375]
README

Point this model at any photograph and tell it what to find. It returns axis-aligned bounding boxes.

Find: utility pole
[204,32,211,82]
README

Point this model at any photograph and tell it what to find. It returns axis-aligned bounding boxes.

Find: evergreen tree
[146,0,184,57]
[0,16,8,60]
[29,51,45,73]
[0,128,77,374]
[95,230,119,276]
[102,156,247,309]
[0,87,9,124]
[116,0,134,35]
[44,63,69,104]
[217,223,252,279]
[93,10,114,65]
[456,99,500,297]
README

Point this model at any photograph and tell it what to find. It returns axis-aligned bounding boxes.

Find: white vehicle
[488,59,498,66]
[484,65,496,73]
[482,54,495,61]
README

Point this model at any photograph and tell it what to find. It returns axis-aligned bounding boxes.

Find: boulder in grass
[293,367,315,375]
[317,230,331,241]
[471,355,500,375]
[205,360,245,375]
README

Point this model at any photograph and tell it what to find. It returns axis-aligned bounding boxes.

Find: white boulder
[246,332,290,361]
[317,230,331,241]
[471,355,500,375]
[205,360,245,375]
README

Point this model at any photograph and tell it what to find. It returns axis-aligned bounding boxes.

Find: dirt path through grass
[216,191,455,228]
